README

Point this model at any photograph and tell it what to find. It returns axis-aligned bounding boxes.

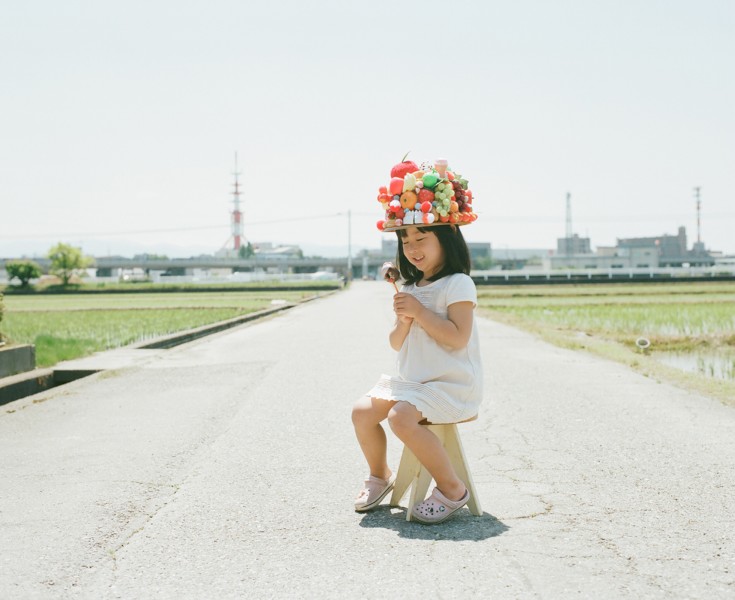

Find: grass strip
[3,308,255,367]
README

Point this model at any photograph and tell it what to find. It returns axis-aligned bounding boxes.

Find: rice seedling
[477,281,735,402]
[0,290,324,367]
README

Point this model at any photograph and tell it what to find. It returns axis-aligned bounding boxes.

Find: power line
[0,213,347,239]
[2,211,732,240]
[482,213,735,223]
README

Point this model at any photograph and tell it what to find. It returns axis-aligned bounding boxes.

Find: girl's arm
[393,293,474,350]
[389,316,412,351]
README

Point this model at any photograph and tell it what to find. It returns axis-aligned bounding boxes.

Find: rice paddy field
[477,281,735,404]
[0,289,324,367]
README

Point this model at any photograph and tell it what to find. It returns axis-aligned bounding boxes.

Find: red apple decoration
[390,152,419,179]
[389,177,404,195]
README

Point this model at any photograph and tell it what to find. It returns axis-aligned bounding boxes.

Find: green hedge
[0,291,4,342]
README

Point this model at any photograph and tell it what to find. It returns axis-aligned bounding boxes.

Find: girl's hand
[393,292,424,321]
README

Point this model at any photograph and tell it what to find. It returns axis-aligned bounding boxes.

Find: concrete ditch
[0,344,36,378]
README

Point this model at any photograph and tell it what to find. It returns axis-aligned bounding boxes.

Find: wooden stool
[389,416,482,521]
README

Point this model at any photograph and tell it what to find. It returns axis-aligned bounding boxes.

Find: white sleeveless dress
[366,273,483,424]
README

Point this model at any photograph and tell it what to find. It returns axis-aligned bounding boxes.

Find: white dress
[366,273,483,424]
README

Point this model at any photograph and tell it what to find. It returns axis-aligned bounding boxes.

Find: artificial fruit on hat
[390,151,419,179]
[422,172,439,190]
[417,188,434,204]
[389,177,404,196]
[400,191,418,210]
[402,173,417,192]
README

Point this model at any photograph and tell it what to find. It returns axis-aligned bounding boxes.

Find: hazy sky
[2,0,733,258]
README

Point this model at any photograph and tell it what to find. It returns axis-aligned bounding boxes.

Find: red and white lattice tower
[231,153,244,251]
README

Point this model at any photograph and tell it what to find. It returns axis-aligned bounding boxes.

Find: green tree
[473,256,494,270]
[5,260,42,287]
[238,242,255,259]
[47,243,93,286]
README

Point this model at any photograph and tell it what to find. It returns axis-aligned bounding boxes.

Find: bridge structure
[3,257,733,285]
[2,255,388,280]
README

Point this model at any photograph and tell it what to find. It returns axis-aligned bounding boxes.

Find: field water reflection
[654,350,735,381]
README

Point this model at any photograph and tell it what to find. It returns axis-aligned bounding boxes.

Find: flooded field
[478,281,735,400]
[654,350,735,381]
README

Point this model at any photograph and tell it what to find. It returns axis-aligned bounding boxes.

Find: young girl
[352,222,483,524]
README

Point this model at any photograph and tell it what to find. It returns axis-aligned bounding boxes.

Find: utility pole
[347,209,352,281]
[693,186,701,244]
[564,192,572,255]
[231,153,244,253]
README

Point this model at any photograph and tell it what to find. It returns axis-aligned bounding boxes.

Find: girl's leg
[351,396,396,480]
[387,401,466,501]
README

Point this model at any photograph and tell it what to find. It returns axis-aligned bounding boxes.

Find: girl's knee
[351,400,370,427]
[387,402,421,436]
[352,397,390,427]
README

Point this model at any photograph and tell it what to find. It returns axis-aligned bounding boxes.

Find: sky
[1,0,733,259]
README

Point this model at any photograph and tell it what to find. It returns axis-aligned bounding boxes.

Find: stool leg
[390,423,482,520]
[390,446,420,507]
[405,425,446,522]
[444,424,482,516]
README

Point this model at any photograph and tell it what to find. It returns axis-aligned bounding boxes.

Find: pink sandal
[354,474,396,512]
[411,487,470,524]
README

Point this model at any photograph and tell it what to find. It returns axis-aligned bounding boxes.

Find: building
[252,243,303,261]
[547,226,715,269]
[557,234,591,256]
[490,248,550,270]
[617,227,714,267]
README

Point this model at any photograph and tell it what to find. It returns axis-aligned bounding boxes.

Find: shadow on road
[358,507,509,541]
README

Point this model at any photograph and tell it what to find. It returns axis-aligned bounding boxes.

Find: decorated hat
[375,154,478,232]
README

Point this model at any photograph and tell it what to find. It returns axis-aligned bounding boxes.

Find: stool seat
[389,418,482,521]
[418,415,478,426]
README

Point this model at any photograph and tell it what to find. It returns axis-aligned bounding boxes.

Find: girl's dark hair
[396,225,471,285]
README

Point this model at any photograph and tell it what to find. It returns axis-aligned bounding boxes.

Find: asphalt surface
[1,281,733,599]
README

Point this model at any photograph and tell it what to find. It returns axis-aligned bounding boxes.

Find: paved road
[1,282,733,599]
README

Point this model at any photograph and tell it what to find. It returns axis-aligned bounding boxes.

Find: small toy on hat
[375,153,478,232]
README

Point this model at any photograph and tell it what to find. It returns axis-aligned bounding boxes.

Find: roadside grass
[477,282,735,406]
[1,290,324,367]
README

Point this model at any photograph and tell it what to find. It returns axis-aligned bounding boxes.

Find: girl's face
[400,227,445,279]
